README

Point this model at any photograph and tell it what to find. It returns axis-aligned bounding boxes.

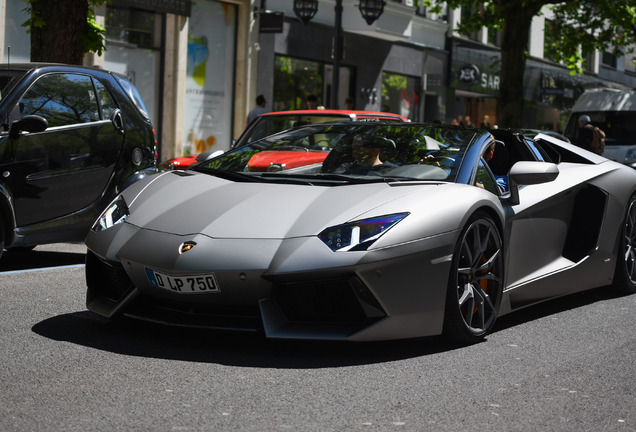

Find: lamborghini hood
[124,171,424,239]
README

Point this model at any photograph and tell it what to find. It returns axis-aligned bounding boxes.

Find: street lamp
[293,0,318,25]
[358,0,385,25]
[294,0,384,108]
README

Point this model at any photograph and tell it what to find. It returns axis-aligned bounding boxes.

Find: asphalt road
[1,244,635,431]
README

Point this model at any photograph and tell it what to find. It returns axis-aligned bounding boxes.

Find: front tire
[443,213,504,343]
[613,195,636,294]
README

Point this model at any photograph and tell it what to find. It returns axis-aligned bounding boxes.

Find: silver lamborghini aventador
[85,122,636,343]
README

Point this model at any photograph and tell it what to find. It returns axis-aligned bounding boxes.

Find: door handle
[111,109,125,134]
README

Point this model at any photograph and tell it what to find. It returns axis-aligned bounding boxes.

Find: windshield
[196,123,479,183]
[236,114,355,148]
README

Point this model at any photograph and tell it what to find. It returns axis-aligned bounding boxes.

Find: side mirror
[508,161,559,205]
[10,115,48,138]
[195,149,224,162]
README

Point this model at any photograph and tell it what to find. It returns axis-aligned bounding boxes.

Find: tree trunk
[30,0,88,65]
[497,3,542,128]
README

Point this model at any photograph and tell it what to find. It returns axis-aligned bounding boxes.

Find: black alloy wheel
[613,195,636,294]
[444,212,503,343]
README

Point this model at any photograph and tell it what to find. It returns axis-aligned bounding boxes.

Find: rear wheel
[613,195,636,294]
[443,213,503,343]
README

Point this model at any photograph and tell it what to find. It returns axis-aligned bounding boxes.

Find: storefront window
[183,0,237,153]
[381,71,420,121]
[106,8,161,49]
[274,56,324,111]
[104,7,162,130]
[3,0,31,62]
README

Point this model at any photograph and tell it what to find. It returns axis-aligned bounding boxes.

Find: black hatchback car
[0,63,157,259]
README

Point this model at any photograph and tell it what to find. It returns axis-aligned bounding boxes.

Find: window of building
[414,0,447,20]
[103,6,162,131]
[381,71,421,121]
[106,8,161,49]
[274,56,324,111]
[602,51,617,69]
[460,7,480,41]
[582,50,596,73]
[2,0,31,62]
[487,28,501,48]
[543,19,560,64]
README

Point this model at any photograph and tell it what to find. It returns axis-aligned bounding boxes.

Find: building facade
[1,0,635,161]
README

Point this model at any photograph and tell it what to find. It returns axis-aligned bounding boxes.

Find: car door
[500,138,610,308]
[8,72,124,226]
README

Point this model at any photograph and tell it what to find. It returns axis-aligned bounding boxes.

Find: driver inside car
[332,134,397,175]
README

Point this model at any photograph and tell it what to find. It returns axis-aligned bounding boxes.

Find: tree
[429,0,636,127]
[22,0,106,65]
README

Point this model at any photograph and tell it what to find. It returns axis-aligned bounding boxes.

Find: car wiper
[195,168,321,186]
[261,172,399,185]
[194,167,260,182]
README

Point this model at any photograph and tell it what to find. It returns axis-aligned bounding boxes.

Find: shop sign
[111,0,191,16]
[458,64,480,85]
[423,74,444,92]
[458,63,500,91]
[259,12,284,33]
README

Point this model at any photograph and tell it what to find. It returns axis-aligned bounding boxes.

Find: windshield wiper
[194,167,260,182]
[261,172,399,185]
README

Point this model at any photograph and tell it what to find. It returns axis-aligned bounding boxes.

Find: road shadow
[32,286,627,368]
[32,311,456,368]
[491,285,622,333]
[0,248,85,272]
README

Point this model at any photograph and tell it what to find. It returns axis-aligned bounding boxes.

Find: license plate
[145,268,220,293]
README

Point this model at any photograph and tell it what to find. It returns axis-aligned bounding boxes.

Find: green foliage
[83,4,107,55]
[548,1,636,73]
[21,0,108,55]
[426,0,636,73]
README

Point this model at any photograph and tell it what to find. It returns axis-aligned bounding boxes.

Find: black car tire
[0,215,5,261]
[443,212,504,343]
[613,194,636,294]
[7,246,36,253]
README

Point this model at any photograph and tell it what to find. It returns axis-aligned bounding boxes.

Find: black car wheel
[444,212,503,343]
[0,215,5,261]
[613,195,636,294]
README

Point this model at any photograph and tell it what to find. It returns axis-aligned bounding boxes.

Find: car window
[0,71,22,101]
[566,111,636,147]
[476,159,500,194]
[94,79,118,120]
[114,75,150,121]
[19,73,100,127]
[524,138,548,162]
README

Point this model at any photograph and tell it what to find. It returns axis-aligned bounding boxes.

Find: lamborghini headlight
[318,212,409,252]
[92,195,129,232]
